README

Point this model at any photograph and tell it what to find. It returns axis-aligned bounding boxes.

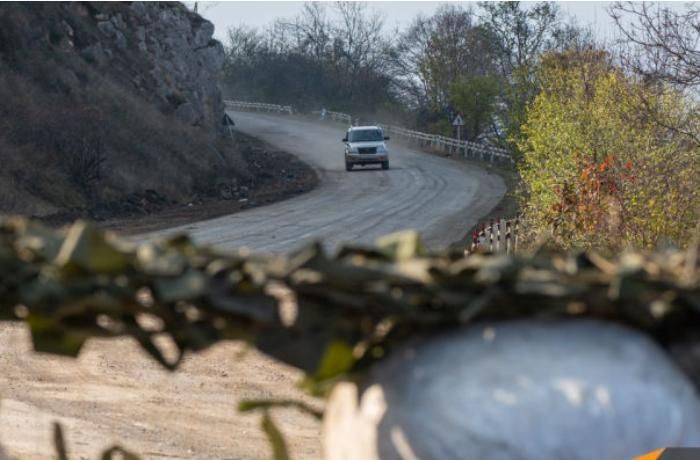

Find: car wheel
[382,161,389,170]
[346,161,353,171]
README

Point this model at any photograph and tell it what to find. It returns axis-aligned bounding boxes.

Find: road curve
[154,112,505,252]
[0,113,506,460]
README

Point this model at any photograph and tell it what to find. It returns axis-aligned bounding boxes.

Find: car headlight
[347,147,358,153]
[377,145,386,153]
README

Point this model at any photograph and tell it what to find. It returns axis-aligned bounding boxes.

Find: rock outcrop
[76,2,225,128]
[0,2,224,130]
[0,2,233,217]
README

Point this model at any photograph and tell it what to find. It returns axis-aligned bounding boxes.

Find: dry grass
[0,54,248,222]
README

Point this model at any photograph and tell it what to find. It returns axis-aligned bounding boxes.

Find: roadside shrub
[517,49,700,250]
[54,129,106,195]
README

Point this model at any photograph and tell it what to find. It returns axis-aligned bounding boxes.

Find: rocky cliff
[82,2,225,128]
[0,2,236,218]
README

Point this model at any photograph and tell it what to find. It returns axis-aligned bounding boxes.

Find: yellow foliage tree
[517,49,700,249]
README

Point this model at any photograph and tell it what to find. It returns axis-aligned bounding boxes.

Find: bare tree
[609,2,699,89]
[478,1,560,78]
[390,14,434,108]
[395,5,498,111]
[331,2,387,100]
[225,25,263,65]
[609,3,699,147]
[290,3,332,62]
[222,1,397,113]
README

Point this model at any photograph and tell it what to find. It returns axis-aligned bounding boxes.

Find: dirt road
[147,112,506,252]
[0,113,505,459]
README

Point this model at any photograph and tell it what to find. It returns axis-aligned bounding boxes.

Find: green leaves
[315,340,355,381]
[517,48,700,250]
[448,75,501,142]
[55,221,132,275]
[261,412,290,460]
[29,314,86,356]
[238,399,323,460]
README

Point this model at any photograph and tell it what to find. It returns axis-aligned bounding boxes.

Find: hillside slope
[0,2,302,222]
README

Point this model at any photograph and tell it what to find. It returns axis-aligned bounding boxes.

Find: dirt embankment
[103,132,318,235]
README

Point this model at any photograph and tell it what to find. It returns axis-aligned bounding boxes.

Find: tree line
[223,2,590,143]
[222,2,699,250]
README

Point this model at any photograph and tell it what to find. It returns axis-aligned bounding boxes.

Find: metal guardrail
[225,100,512,163]
[311,109,511,163]
[224,100,293,115]
[379,125,512,164]
[311,109,352,124]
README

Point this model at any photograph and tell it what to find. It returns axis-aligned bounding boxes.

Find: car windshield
[348,129,383,142]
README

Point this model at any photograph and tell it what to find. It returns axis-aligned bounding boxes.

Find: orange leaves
[548,154,633,236]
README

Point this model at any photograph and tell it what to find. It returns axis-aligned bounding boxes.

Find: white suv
[342,126,390,171]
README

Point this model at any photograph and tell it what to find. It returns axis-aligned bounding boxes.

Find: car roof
[348,126,382,131]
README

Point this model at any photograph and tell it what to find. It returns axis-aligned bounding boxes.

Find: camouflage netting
[2,216,700,458]
[1,216,699,385]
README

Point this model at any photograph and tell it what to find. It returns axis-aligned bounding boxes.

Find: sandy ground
[0,113,505,459]
[0,323,320,459]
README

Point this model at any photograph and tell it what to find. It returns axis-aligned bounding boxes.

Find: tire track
[148,112,504,253]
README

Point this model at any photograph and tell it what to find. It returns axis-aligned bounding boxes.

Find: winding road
[0,113,505,460]
[152,111,505,252]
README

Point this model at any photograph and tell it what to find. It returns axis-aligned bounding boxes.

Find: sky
[192,1,624,43]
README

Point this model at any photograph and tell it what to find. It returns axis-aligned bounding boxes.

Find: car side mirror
[384,136,390,141]
[342,137,348,142]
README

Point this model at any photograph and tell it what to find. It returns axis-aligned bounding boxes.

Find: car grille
[358,147,377,154]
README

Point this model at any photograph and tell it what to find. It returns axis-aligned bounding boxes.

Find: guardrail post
[470,231,478,254]
[505,221,512,254]
[496,219,501,252]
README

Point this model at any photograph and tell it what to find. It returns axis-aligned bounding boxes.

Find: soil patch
[32,130,318,234]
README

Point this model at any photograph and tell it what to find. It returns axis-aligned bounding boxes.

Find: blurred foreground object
[1,217,700,458]
[324,320,700,460]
